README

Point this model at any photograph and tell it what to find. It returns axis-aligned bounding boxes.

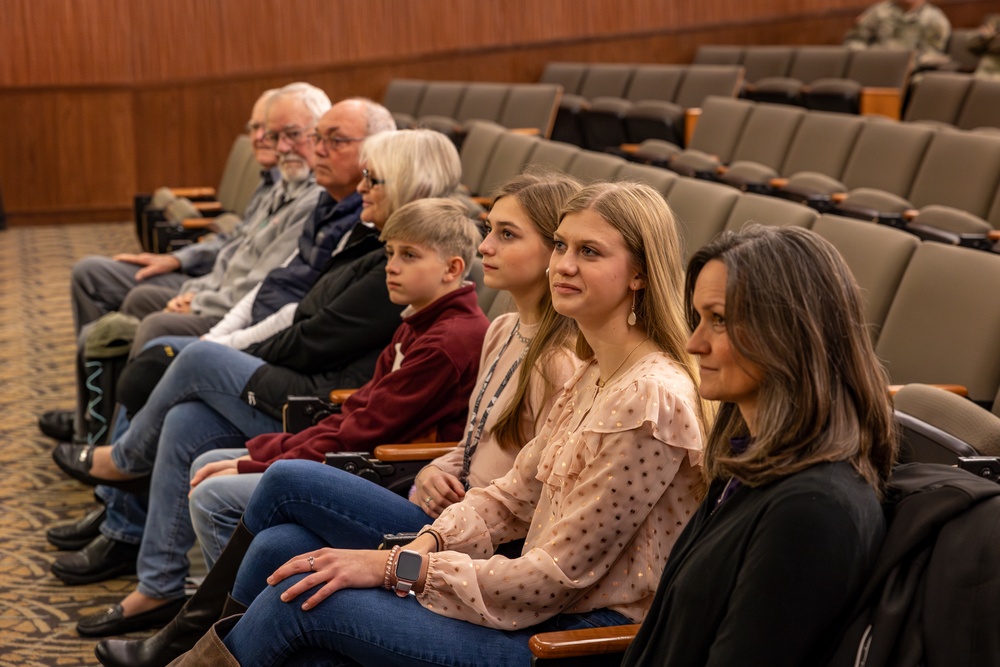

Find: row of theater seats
[381,80,563,141]
[695,44,914,116]
[903,71,1000,131]
[133,135,264,253]
[538,62,745,149]
[624,95,1000,245]
[457,123,1000,412]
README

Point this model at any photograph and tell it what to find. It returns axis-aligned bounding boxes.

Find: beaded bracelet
[383,545,401,591]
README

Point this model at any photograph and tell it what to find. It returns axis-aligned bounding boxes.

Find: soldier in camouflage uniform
[970,14,1000,80]
[844,0,952,69]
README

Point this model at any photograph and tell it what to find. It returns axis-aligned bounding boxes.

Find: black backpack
[826,462,1000,667]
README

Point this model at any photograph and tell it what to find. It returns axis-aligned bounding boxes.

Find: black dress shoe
[51,443,150,493]
[77,598,187,637]
[47,505,107,550]
[50,534,140,586]
[39,409,76,441]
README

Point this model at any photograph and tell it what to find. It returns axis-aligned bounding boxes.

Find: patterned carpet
[0,222,149,667]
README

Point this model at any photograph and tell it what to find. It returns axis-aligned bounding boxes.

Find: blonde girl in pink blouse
[180,181,707,667]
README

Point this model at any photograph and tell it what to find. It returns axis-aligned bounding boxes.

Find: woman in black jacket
[622,224,898,667]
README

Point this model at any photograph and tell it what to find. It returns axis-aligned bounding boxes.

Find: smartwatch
[393,549,422,597]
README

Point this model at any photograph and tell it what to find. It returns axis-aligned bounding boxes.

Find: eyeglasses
[307,131,365,153]
[260,127,310,147]
[245,121,265,135]
[361,168,386,188]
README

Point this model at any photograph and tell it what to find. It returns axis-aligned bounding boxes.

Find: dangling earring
[545,268,549,276]
[627,290,638,326]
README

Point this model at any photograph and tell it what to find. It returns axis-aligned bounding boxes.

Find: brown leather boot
[165,615,241,667]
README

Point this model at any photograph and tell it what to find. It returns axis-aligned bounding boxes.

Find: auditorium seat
[721,192,818,234]
[664,96,755,177]
[875,242,1000,408]
[803,48,913,116]
[902,72,972,127]
[616,162,678,199]
[955,78,1000,132]
[732,111,864,193]
[526,139,581,173]
[565,151,629,183]
[419,82,509,141]
[894,383,1000,465]
[812,214,918,337]
[382,79,426,129]
[665,177,740,259]
[715,103,806,188]
[745,46,851,106]
[692,45,744,65]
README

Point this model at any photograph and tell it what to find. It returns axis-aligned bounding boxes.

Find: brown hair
[489,171,583,450]
[685,225,898,497]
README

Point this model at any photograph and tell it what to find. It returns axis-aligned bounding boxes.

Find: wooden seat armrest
[860,87,902,120]
[471,195,491,207]
[181,217,217,230]
[830,192,848,204]
[373,443,459,462]
[193,201,224,213]
[528,624,641,659]
[619,143,640,154]
[770,177,790,189]
[988,230,1000,242]
[329,388,359,404]
[684,108,702,146]
[510,127,541,136]
[170,187,217,199]
[716,164,729,176]
[903,209,919,221]
[888,384,968,397]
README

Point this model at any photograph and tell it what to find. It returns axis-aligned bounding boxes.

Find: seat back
[414,81,466,119]
[902,73,972,125]
[728,103,806,171]
[577,64,635,100]
[581,97,633,151]
[673,65,745,109]
[840,121,935,195]
[215,135,256,214]
[565,150,628,183]
[526,139,580,173]
[625,65,685,103]
[779,111,865,180]
[907,130,1000,218]
[894,383,1000,465]
[787,46,850,83]
[843,48,914,88]
[686,96,755,161]
[876,242,1000,405]
[812,214,918,338]
[477,132,540,197]
[722,192,818,233]
[741,46,794,84]
[616,162,677,199]
[540,62,588,95]
[459,122,507,195]
[665,177,740,259]
[498,84,562,137]
[955,78,1000,132]
[382,80,427,117]
[453,83,510,124]
[692,45,744,65]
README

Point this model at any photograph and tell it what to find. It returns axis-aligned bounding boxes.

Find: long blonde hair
[489,172,582,450]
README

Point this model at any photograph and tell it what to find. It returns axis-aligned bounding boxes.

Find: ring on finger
[307,555,316,572]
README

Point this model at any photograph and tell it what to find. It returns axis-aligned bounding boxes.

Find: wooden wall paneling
[0,0,134,87]
[0,89,136,222]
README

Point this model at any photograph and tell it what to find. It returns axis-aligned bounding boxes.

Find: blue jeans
[188,448,257,568]
[224,570,630,666]
[232,460,435,605]
[101,341,283,599]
